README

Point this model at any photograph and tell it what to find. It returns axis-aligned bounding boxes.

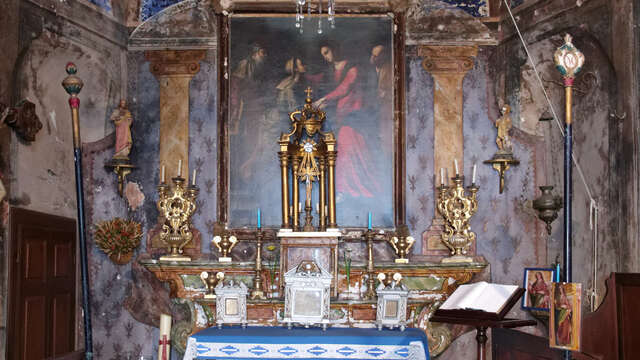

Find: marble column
[419,45,477,256]
[145,50,206,179]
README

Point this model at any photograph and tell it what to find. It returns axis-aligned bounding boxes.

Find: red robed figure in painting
[555,285,572,345]
[528,271,551,308]
[304,42,380,198]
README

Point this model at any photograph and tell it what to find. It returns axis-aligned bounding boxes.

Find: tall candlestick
[192,169,197,186]
[440,168,445,186]
[454,159,459,175]
[178,159,182,177]
[472,164,477,184]
[161,166,166,183]
[368,212,372,230]
[257,208,261,229]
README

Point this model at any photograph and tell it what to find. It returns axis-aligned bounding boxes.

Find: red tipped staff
[62,63,93,360]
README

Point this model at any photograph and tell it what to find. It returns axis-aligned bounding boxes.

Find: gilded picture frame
[217,12,406,234]
[549,282,582,351]
[521,267,555,311]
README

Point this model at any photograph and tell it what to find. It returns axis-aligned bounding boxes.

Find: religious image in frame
[521,267,555,311]
[549,282,582,351]
[226,15,395,229]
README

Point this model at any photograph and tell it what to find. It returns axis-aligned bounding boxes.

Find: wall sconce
[483,156,519,194]
[105,159,135,197]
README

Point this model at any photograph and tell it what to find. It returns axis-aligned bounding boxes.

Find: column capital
[145,50,206,77]
[419,45,478,75]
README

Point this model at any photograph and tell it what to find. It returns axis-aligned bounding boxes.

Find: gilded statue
[495,104,513,152]
[111,99,133,160]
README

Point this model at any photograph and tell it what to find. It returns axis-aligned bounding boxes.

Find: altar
[183,326,430,360]
[139,75,490,358]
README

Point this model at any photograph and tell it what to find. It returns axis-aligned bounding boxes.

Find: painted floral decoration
[94,218,143,257]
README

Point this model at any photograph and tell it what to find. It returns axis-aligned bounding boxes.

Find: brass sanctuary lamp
[532,185,563,235]
[278,87,337,231]
[157,166,199,262]
[437,174,479,263]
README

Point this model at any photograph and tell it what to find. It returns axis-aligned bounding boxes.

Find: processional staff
[553,34,584,360]
[62,63,93,360]
[553,34,584,285]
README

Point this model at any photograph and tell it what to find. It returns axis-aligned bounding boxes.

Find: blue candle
[555,264,560,282]
[368,212,372,230]
[257,208,261,229]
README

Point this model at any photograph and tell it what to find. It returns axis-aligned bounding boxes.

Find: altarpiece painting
[223,15,397,229]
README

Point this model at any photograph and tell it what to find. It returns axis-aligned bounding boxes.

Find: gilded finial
[304,87,313,102]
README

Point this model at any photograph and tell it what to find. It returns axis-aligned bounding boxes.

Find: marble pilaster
[419,45,477,256]
[145,50,206,179]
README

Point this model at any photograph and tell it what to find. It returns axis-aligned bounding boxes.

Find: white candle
[454,159,459,175]
[299,202,302,212]
[472,164,477,184]
[440,168,445,185]
[161,166,165,183]
[177,159,182,177]
[192,169,197,186]
[158,313,172,360]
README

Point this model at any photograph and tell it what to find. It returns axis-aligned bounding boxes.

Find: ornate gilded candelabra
[387,224,415,263]
[157,172,199,262]
[278,87,337,231]
[437,174,479,263]
[250,230,266,299]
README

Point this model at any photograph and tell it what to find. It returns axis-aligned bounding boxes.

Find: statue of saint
[496,104,513,152]
[111,99,133,160]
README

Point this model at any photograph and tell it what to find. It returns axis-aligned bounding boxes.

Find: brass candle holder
[200,271,224,299]
[437,174,478,263]
[157,175,198,262]
[387,224,415,264]
[363,229,377,300]
[212,231,238,263]
[250,230,266,300]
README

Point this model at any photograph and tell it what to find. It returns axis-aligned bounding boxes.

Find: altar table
[183,326,430,360]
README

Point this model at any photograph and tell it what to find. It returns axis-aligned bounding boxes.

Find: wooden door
[8,207,77,360]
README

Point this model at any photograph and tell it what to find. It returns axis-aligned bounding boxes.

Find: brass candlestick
[387,224,415,263]
[201,271,224,299]
[437,175,478,263]
[363,229,377,300]
[157,175,198,261]
[251,230,266,300]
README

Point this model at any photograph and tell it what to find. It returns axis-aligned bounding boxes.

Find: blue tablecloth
[183,326,430,360]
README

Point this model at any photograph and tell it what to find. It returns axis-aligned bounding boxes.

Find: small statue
[495,104,513,152]
[2,100,43,142]
[111,99,133,160]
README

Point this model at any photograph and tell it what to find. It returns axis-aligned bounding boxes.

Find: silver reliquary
[215,280,248,328]
[376,272,409,331]
[282,260,332,330]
